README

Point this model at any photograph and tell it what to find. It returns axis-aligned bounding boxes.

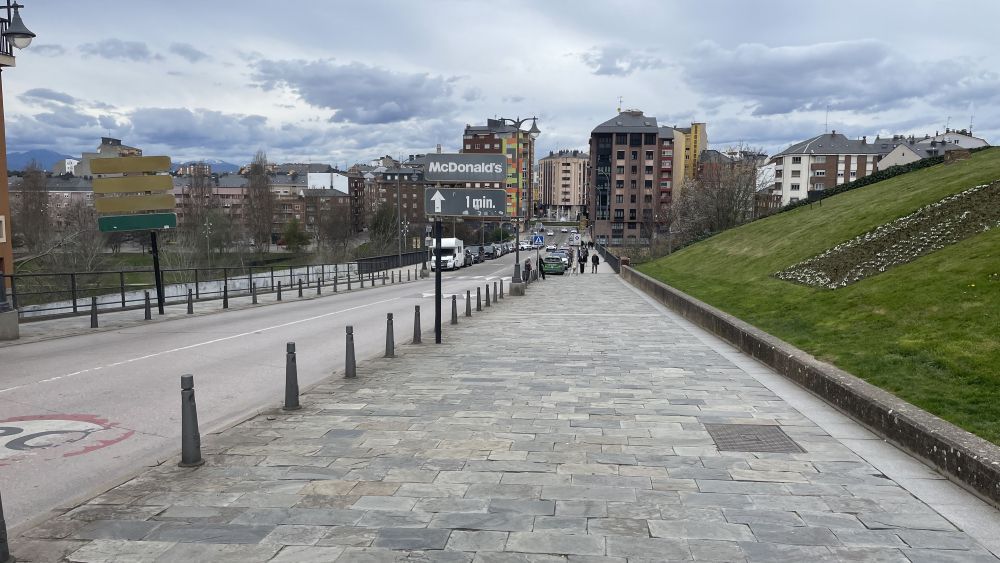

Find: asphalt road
[0,248,536,531]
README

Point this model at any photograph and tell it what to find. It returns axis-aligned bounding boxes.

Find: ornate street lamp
[495,116,540,284]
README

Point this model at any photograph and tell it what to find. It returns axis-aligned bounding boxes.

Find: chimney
[862,136,867,144]
[831,129,836,136]
[436,144,442,154]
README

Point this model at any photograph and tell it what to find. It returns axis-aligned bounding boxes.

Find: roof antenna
[945,116,951,131]
[824,105,829,133]
[617,96,623,114]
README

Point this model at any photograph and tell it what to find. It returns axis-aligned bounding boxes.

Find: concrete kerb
[620,265,1000,509]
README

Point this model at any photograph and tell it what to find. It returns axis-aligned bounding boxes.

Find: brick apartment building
[538,149,589,220]
[462,119,537,218]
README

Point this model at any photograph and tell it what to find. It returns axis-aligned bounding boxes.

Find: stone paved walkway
[11,272,999,562]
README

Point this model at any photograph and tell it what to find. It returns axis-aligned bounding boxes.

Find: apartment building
[675,122,707,182]
[588,110,685,245]
[74,137,143,178]
[539,150,589,220]
[462,119,537,218]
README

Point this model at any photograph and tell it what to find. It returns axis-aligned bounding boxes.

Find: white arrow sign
[430,190,446,213]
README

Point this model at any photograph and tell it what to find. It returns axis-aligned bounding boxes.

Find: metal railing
[596,244,621,273]
[1,250,428,320]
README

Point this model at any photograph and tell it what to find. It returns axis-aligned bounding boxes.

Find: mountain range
[5,150,242,174]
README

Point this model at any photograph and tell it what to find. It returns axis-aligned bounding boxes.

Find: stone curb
[621,265,1000,508]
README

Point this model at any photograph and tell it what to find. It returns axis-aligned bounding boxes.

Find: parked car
[519,241,532,251]
[550,250,570,267]
[570,228,578,233]
[545,244,557,251]
[547,230,554,236]
[560,228,569,233]
[541,255,566,275]
[483,244,497,259]
[464,248,478,266]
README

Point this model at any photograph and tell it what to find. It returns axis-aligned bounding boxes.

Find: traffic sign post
[423,188,508,218]
[532,234,544,246]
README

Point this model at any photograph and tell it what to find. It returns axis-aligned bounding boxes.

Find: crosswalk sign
[532,234,544,245]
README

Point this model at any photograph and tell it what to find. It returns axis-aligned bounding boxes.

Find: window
[614,209,624,219]
[631,151,638,160]
[464,144,471,149]
[630,194,636,203]
[814,155,826,163]
[616,150,625,160]
[661,149,673,157]
[615,133,627,144]
[644,194,652,203]
[791,156,802,164]
[629,209,637,220]
[644,166,653,175]
[850,171,857,178]
[774,182,782,190]
[644,180,653,189]
[627,222,637,230]
[837,172,844,177]
[775,170,782,178]
[630,166,638,174]
[790,197,799,203]
[615,180,624,189]
[616,166,624,174]
[791,170,801,178]
[791,183,801,191]
[615,194,623,203]
[630,180,637,189]
[645,150,654,160]
[814,170,826,176]
[813,183,824,190]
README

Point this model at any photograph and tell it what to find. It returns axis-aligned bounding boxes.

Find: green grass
[638,148,1000,443]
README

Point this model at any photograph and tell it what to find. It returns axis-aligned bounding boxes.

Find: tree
[317,200,354,259]
[282,218,310,253]
[51,199,105,273]
[11,161,50,252]
[367,202,397,255]
[244,150,274,250]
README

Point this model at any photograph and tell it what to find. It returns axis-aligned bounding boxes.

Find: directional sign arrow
[431,190,446,213]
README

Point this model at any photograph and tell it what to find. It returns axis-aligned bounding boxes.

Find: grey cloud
[580,46,664,76]
[251,59,458,124]
[462,88,482,102]
[169,42,210,63]
[23,88,78,105]
[34,107,98,129]
[80,39,159,62]
[32,44,66,57]
[503,96,525,103]
[98,115,120,130]
[682,40,971,116]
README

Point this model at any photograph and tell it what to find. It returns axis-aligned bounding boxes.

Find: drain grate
[704,424,805,453]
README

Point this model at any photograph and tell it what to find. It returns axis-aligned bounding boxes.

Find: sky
[4,0,999,167]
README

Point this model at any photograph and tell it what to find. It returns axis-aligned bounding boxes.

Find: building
[538,150,589,220]
[75,137,143,178]
[51,158,80,176]
[877,140,965,169]
[675,122,707,182]
[462,119,538,219]
[587,110,684,245]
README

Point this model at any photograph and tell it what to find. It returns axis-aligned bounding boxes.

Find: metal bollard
[187,288,194,314]
[494,282,498,302]
[451,295,458,325]
[360,272,365,288]
[298,279,303,298]
[466,290,472,317]
[317,276,322,295]
[413,305,422,344]
[252,282,258,304]
[277,282,283,301]
[90,296,98,328]
[347,272,352,290]
[179,374,204,467]
[408,269,411,282]
[284,342,301,411]
[345,326,356,378]
[223,284,229,309]
[144,291,151,320]
[500,279,504,299]
[392,271,395,284]
[385,313,395,358]
[1,487,12,563]
[476,287,482,311]
[485,284,491,308]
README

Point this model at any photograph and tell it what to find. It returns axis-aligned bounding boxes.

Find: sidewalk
[10,272,1000,562]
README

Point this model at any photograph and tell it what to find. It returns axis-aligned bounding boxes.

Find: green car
[541,255,566,275]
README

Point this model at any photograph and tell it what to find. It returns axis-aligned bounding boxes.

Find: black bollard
[451,295,458,325]
[298,279,303,298]
[494,281,499,302]
[317,277,322,295]
[334,271,339,292]
[407,269,411,282]
[277,282,283,301]
[252,282,258,304]
[90,296,98,328]
[476,287,482,311]
[345,326,356,378]
[382,272,386,286]
[392,271,395,284]
[485,284,491,308]
[187,288,194,314]
[360,272,364,288]
[500,279,504,299]
[413,305,422,344]
[466,290,472,317]
[1,487,11,563]
[179,374,204,467]
[347,272,352,290]
[223,284,229,309]
[144,291,152,320]
[284,342,301,411]
[385,313,395,358]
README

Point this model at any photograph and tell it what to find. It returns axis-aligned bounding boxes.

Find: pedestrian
[523,258,532,283]
[539,258,546,280]
[591,253,600,273]
[578,250,586,274]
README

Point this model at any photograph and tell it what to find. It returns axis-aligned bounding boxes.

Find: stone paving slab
[10,271,1000,561]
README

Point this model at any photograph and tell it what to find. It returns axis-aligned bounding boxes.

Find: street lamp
[495,116,540,284]
[0,1,35,315]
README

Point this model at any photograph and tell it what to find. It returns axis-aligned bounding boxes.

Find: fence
[1,250,428,320]
[596,244,621,273]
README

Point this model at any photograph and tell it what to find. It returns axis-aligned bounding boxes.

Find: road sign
[424,188,508,218]
[569,233,582,246]
[93,156,175,233]
[423,154,506,183]
[532,234,544,245]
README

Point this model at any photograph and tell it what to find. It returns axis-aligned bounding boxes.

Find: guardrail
[595,244,621,273]
[1,250,428,320]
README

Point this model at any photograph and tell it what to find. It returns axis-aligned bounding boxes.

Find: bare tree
[672,145,766,242]
[49,199,105,273]
[317,200,354,259]
[11,161,51,252]
[244,150,274,250]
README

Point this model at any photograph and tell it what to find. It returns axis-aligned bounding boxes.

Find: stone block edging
[621,265,1000,507]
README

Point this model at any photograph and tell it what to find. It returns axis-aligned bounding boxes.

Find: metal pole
[179,374,204,467]
[144,291,151,320]
[485,284,491,307]
[477,286,482,311]
[298,279,303,297]
[494,281,498,302]
[500,279,504,298]
[413,305,421,344]
[90,296,98,328]
[277,282,282,301]
[451,295,458,325]
[223,284,229,309]
[434,219,442,343]
[466,289,472,317]
[151,230,165,315]
[187,288,193,314]
[345,326,356,378]
[283,342,300,411]
[252,282,258,304]
[397,173,402,266]
[385,313,395,358]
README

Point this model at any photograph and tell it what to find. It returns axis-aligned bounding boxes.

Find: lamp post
[0,1,34,317]
[494,116,539,284]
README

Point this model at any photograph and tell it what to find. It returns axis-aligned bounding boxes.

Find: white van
[429,238,465,270]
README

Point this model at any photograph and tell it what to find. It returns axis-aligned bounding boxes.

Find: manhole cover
[704,424,805,453]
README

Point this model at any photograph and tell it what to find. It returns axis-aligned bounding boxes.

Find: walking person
[591,252,600,273]
[523,258,532,283]
[578,250,586,274]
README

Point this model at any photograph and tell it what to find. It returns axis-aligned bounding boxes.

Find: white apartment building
[539,149,589,220]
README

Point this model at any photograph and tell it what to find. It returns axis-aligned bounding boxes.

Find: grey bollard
[382,272,386,286]
[277,282,283,301]
[408,269,411,282]
[347,272,352,290]
[90,296,98,328]
[252,282,258,304]
[451,295,458,325]
[485,284,491,308]
[298,279,303,297]
[466,290,472,317]
[1,487,11,563]
[179,374,204,467]
[187,288,194,314]
[284,342,301,411]
[500,279,504,299]
[494,281,498,302]
[360,272,365,288]
[317,277,322,295]
[413,305,422,344]
[223,284,229,309]
[345,326,357,378]
[385,313,395,358]
[392,271,395,284]
[476,287,482,311]
[144,291,151,320]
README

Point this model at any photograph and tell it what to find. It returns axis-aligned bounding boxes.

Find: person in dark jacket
[591,253,600,273]
[578,250,586,274]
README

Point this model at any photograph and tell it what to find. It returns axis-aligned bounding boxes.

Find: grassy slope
[639,148,1000,442]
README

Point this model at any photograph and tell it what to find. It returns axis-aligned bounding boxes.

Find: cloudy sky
[5,0,998,167]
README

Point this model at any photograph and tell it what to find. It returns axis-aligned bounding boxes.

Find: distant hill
[172,159,242,174]
[7,149,74,171]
